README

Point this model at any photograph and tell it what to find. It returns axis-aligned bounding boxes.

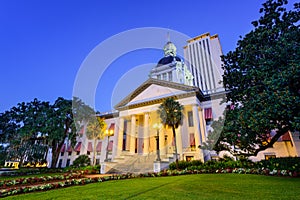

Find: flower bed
[0,177,99,198]
[0,173,83,189]
[0,165,100,177]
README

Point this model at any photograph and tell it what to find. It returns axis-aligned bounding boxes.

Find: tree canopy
[0,97,95,168]
[0,99,51,166]
[211,0,300,156]
[86,116,107,166]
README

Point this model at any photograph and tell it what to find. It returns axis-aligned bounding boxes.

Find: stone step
[103,152,174,174]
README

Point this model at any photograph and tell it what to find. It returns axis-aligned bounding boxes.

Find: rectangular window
[68,152,72,156]
[76,151,80,155]
[186,156,194,162]
[168,72,172,81]
[66,159,70,167]
[163,73,167,80]
[96,159,100,165]
[108,141,113,152]
[190,133,196,151]
[265,154,276,160]
[87,151,90,155]
[60,152,64,156]
[188,111,194,127]
[205,108,213,125]
[58,159,62,168]
[157,74,161,80]
[206,119,212,126]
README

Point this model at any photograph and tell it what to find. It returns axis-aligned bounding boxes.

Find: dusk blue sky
[0,0,296,113]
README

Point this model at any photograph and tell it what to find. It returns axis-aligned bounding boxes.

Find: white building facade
[54,33,299,172]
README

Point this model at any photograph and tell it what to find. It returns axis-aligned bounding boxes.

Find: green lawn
[5,174,300,200]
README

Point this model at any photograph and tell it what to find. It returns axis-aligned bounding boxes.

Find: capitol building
[55,33,299,173]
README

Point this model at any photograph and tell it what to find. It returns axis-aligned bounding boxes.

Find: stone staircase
[104,151,176,174]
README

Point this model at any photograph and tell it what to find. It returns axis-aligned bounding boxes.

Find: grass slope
[5,174,300,200]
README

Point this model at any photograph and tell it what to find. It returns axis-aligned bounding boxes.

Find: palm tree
[86,117,107,166]
[157,98,183,169]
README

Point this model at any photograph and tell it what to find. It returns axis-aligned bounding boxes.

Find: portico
[110,78,207,162]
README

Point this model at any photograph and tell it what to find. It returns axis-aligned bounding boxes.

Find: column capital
[192,104,204,111]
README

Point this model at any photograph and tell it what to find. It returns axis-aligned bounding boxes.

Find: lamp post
[153,123,162,161]
[104,129,114,162]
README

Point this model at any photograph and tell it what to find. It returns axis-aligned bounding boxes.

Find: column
[198,108,206,144]
[176,126,183,160]
[159,127,165,156]
[198,107,207,161]
[117,117,124,156]
[192,104,201,149]
[144,112,149,154]
[130,115,136,153]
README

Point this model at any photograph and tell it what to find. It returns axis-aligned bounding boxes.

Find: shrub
[71,155,91,168]
[168,158,256,171]
[257,157,300,172]
[169,160,203,170]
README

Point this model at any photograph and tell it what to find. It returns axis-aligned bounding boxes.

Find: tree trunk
[51,149,59,168]
[51,141,64,168]
[172,126,179,170]
[19,157,24,168]
[253,127,289,156]
[93,139,97,166]
[19,146,29,168]
[51,122,71,168]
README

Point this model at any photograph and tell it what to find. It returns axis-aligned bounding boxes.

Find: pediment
[114,78,203,110]
[130,84,183,102]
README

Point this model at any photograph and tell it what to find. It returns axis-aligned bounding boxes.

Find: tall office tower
[184,33,224,94]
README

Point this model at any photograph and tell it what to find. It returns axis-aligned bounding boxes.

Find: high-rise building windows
[206,39,211,55]
[184,33,223,94]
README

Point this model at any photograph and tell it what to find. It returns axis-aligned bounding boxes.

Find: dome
[157,55,181,67]
[163,41,177,57]
[155,41,181,67]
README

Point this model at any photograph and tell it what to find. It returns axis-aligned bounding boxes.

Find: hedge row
[169,157,300,172]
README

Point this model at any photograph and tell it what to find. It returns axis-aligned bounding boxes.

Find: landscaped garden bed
[0,173,83,189]
[168,157,300,177]
[2,173,300,200]
[0,165,100,177]
[1,157,299,198]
